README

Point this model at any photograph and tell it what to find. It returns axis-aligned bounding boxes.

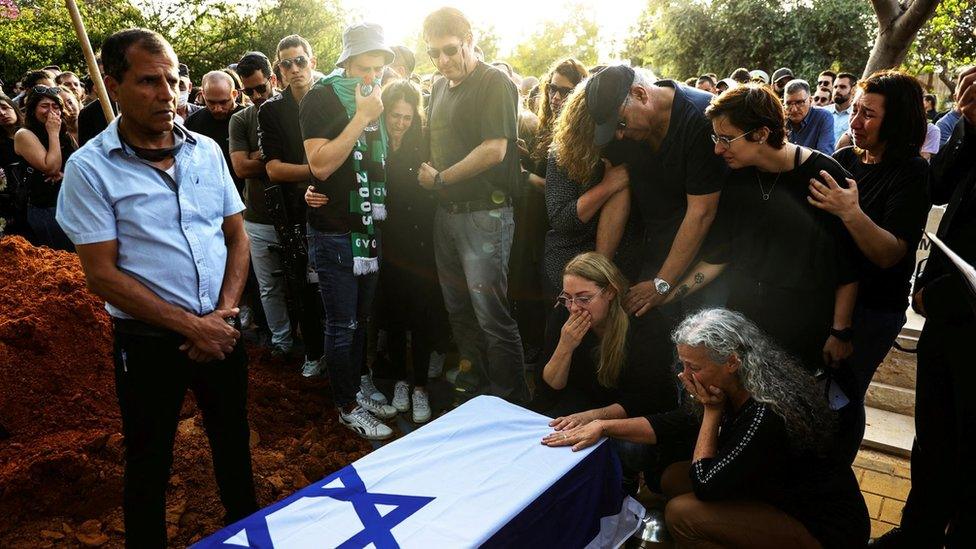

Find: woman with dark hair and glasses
[13,86,76,250]
[807,70,931,463]
[667,85,859,377]
[532,58,588,178]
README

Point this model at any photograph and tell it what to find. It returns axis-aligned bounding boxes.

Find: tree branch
[897,0,941,40]
[870,0,901,28]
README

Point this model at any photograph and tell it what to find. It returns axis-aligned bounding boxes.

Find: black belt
[439,198,510,214]
[112,318,179,339]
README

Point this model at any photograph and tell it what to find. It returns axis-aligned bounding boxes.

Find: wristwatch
[653,277,671,296]
[433,172,445,190]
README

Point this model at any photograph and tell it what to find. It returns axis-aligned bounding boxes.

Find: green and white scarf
[313,69,388,275]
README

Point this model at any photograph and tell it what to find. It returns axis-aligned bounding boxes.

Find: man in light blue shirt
[826,72,856,147]
[55,28,256,548]
[784,79,835,154]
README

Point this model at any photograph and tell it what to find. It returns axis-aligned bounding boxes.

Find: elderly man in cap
[584,65,727,321]
[301,22,398,440]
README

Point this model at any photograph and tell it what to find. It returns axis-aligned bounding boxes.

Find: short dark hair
[857,70,927,160]
[0,93,25,131]
[923,93,937,107]
[818,70,836,80]
[684,77,698,86]
[100,28,173,82]
[836,72,857,86]
[784,79,811,96]
[391,45,416,74]
[22,70,56,89]
[423,7,473,41]
[276,34,312,59]
[706,84,787,149]
[697,75,716,87]
[55,71,79,85]
[729,67,751,84]
[236,52,272,79]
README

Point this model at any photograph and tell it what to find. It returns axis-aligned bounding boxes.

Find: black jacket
[916,117,976,324]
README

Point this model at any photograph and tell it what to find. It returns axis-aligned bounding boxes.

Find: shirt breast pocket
[188,174,228,223]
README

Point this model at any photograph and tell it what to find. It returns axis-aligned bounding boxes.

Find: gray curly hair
[672,308,835,450]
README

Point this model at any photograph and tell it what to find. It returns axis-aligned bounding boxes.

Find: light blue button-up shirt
[827,103,851,146]
[56,117,245,319]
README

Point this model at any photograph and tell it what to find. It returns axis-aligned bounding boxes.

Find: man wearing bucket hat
[582,65,726,321]
[301,22,397,440]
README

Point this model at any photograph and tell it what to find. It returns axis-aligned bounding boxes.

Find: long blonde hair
[563,252,630,387]
[551,85,602,185]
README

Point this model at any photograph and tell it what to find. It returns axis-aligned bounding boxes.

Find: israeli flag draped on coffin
[194,396,644,548]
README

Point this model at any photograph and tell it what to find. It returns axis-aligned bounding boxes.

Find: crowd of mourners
[1,6,975,549]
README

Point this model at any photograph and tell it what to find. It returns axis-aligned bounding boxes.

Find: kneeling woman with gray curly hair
[545,308,869,547]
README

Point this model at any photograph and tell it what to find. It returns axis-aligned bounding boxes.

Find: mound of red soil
[0,236,371,547]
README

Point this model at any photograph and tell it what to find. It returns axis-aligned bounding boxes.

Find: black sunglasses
[33,85,62,98]
[547,84,574,99]
[427,44,461,59]
[278,55,308,70]
[243,83,269,96]
[817,80,832,88]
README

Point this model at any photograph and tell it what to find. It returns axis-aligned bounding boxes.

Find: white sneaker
[392,381,410,413]
[412,389,431,423]
[360,374,387,404]
[302,358,326,378]
[339,406,393,440]
[356,390,397,420]
[428,351,445,378]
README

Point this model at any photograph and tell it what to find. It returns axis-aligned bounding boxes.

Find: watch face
[655,279,670,294]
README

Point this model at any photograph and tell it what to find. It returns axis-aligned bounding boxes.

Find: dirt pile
[0,236,371,547]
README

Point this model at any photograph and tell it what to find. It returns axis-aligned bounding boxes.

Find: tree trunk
[863,0,942,78]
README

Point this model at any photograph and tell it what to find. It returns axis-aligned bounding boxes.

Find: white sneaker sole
[339,417,393,440]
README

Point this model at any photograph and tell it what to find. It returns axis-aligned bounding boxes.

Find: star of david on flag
[217,466,434,548]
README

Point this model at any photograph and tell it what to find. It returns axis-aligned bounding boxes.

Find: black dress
[708,149,859,371]
[375,131,447,385]
[531,306,679,418]
[690,399,870,548]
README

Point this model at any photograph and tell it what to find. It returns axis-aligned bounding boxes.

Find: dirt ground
[0,236,371,547]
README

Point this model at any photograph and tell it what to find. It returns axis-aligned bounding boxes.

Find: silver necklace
[755,169,782,201]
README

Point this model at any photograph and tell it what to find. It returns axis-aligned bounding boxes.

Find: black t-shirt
[77,99,112,147]
[531,306,679,418]
[257,87,310,222]
[427,62,520,204]
[185,105,244,194]
[690,399,870,548]
[299,83,384,233]
[25,129,75,208]
[833,147,931,311]
[627,81,728,273]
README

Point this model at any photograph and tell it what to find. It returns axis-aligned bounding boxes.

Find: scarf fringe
[372,203,387,221]
[353,256,379,276]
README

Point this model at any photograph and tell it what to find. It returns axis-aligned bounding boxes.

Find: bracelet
[829,327,854,342]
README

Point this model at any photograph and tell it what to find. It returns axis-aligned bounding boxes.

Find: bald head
[200,70,238,120]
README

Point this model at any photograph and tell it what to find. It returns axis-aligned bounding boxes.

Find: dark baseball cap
[584,64,634,146]
[772,67,794,84]
[178,63,190,78]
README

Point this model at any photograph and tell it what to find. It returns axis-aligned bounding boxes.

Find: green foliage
[906,0,975,92]
[507,5,601,78]
[624,0,874,81]
[0,0,345,87]
[1,0,146,84]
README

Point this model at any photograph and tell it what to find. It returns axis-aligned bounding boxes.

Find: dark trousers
[113,327,257,549]
[900,320,976,547]
[308,228,378,408]
[834,305,906,463]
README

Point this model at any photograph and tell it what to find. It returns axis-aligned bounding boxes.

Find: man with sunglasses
[582,65,726,323]
[185,71,244,194]
[229,51,297,359]
[812,87,832,108]
[257,34,326,378]
[418,7,528,405]
[817,70,836,92]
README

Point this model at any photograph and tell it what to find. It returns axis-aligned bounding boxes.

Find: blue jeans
[308,227,378,408]
[433,206,527,403]
[244,221,292,348]
[31,205,74,251]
